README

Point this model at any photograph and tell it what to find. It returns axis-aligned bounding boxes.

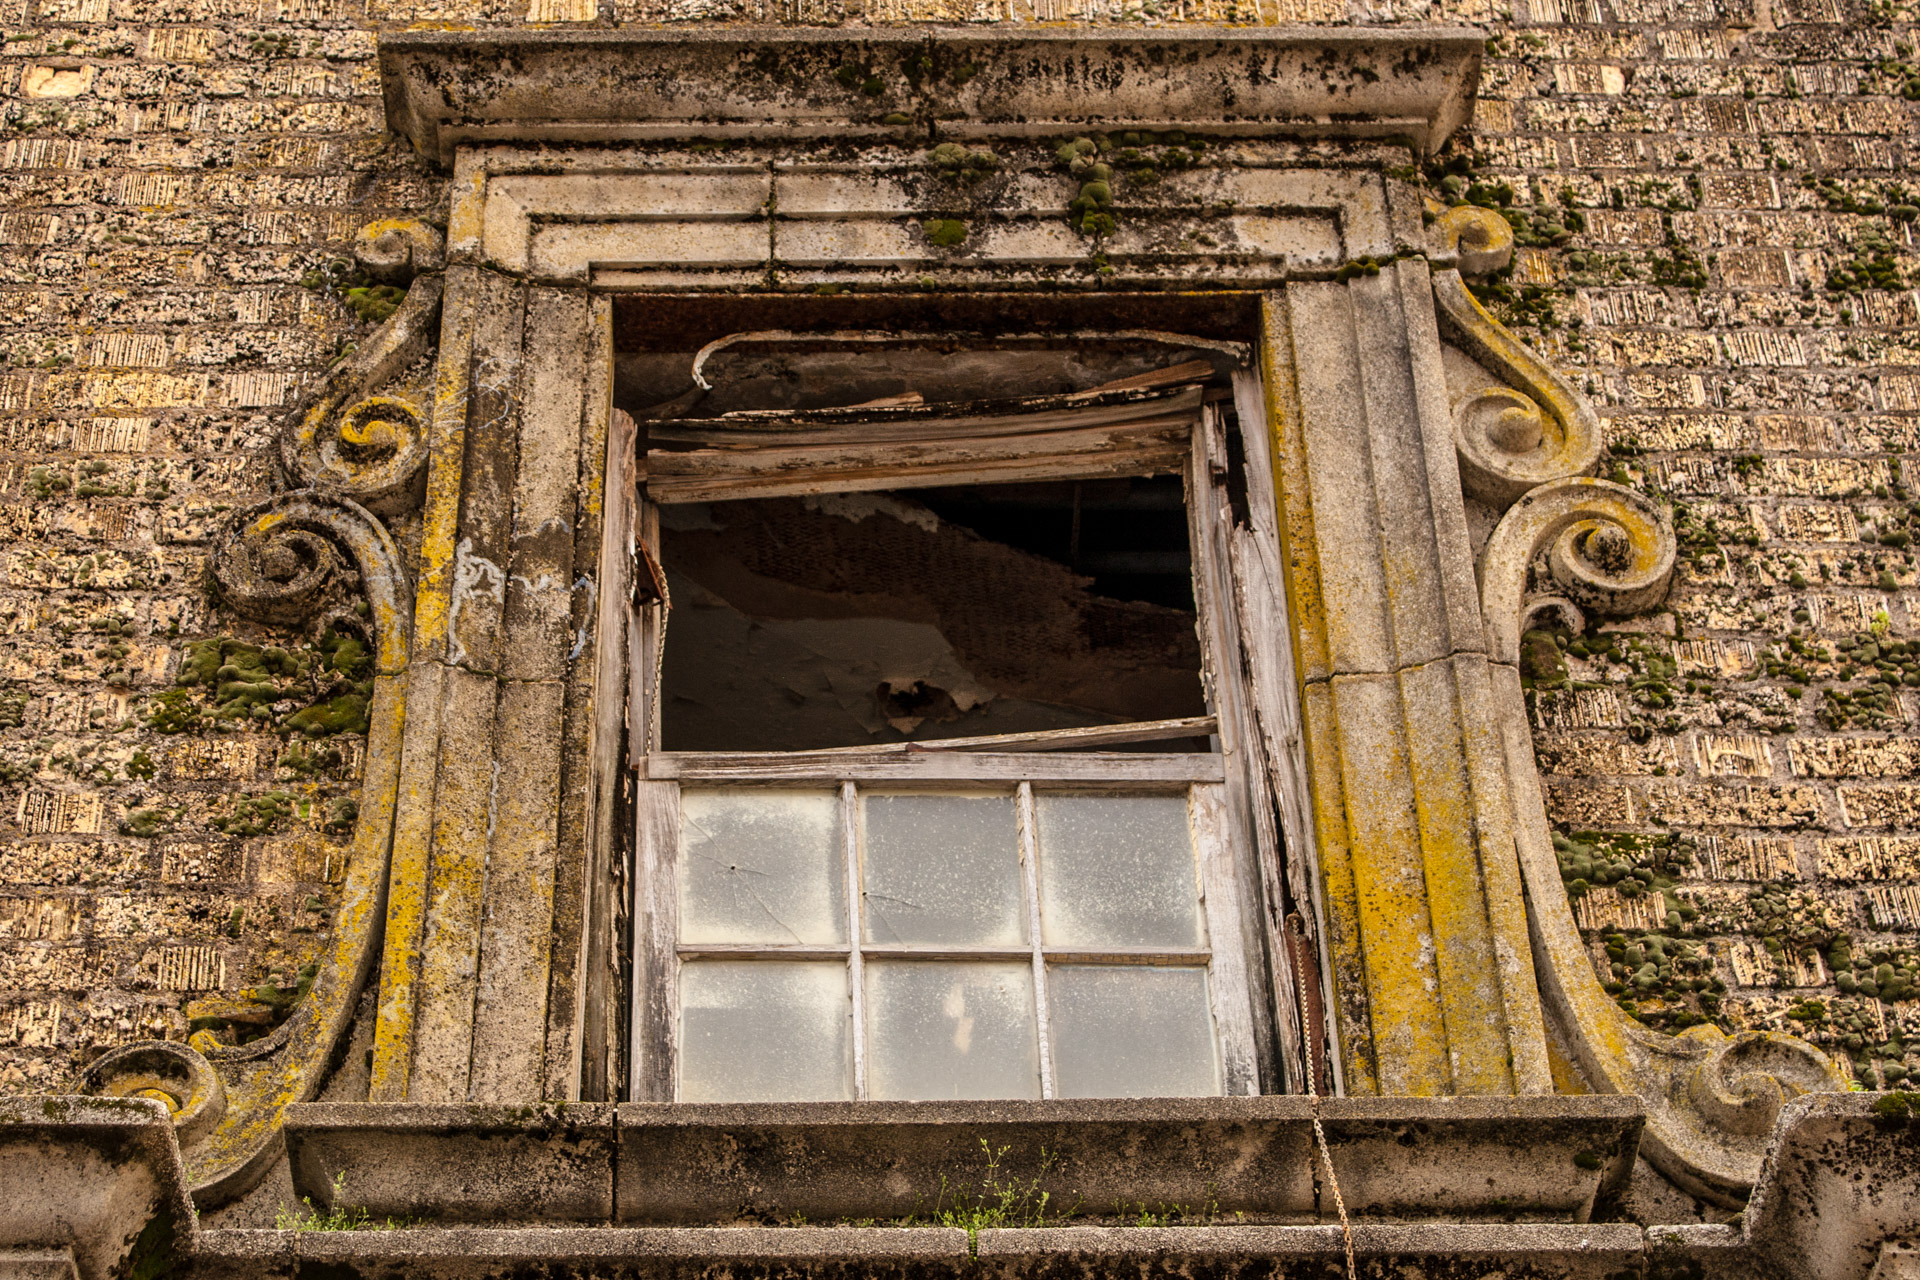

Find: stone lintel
[378,26,1487,168]
[280,1095,1643,1226]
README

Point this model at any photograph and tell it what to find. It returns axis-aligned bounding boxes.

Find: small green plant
[275,1172,411,1231]
[907,1140,1070,1253]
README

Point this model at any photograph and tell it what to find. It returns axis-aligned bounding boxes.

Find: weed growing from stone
[900,1139,1073,1252]
[276,1172,410,1232]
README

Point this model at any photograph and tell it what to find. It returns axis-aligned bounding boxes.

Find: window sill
[280,1096,1644,1228]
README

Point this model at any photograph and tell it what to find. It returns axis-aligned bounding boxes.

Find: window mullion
[1016,781,1056,1100]
[842,780,867,1101]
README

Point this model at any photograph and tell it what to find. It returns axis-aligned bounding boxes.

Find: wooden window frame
[625,368,1295,1104]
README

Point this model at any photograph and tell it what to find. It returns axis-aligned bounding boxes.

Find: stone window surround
[67,25,1849,1222]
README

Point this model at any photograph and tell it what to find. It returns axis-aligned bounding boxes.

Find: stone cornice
[378,26,1485,167]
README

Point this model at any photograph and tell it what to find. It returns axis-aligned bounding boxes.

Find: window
[625,333,1280,1103]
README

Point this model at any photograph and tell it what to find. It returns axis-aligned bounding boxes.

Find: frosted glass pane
[865,961,1040,1101]
[680,790,845,946]
[678,960,851,1102]
[1035,794,1201,948]
[861,794,1024,946]
[1049,966,1219,1098]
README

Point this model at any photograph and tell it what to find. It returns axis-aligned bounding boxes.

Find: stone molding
[72,231,428,1204]
[380,27,1487,167]
[450,146,1419,290]
[1448,209,1850,1204]
[1429,209,1602,508]
[0,1098,193,1280]
[9,1093,1918,1278]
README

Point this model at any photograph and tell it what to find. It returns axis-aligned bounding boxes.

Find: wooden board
[652,385,1204,445]
[646,421,1192,504]
[642,750,1225,785]
[803,716,1217,756]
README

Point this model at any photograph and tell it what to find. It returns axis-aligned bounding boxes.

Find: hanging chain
[1293,924,1355,1280]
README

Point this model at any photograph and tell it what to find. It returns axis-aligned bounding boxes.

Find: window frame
[623,359,1292,1104]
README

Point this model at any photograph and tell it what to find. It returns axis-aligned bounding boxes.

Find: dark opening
[656,480,1205,753]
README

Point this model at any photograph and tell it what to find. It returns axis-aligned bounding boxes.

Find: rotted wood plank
[803,716,1217,756]
[645,423,1191,504]
[643,751,1225,785]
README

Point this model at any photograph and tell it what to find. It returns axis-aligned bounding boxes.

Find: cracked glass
[860,793,1025,947]
[679,789,845,946]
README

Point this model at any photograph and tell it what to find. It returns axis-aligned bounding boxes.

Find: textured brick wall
[0,0,433,1087]
[1,0,1915,1094]
[1471,0,1920,1087]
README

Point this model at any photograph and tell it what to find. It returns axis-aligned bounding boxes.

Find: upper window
[624,334,1272,1105]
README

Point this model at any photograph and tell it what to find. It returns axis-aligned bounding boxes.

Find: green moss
[168,632,369,737]
[927,142,998,179]
[325,797,359,834]
[1519,628,1570,690]
[174,639,225,687]
[924,219,968,249]
[119,808,174,838]
[145,689,201,735]
[210,791,295,838]
[283,692,369,738]
[343,284,406,324]
[1872,1090,1918,1120]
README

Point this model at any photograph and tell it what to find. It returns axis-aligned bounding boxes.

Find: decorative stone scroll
[74,225,423,1204]
[1428,205,1844,1201]
[279,219,444,516]
[1480,484,1846,1203]
[1430,207,1602,510]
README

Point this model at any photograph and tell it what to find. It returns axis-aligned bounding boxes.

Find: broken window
[623,333,1288,1104]
[656,478,1205,753]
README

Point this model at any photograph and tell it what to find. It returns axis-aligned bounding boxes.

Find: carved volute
[73,223,433,1204]
[1437,208,1849,1204]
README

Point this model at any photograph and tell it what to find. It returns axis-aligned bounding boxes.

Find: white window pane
[860,794,1025,946]
[678,960,852,1102]
[1048,966,1220,1099]
[865,961,1040,1101]
[1034,793,1202,948]
[679,789,845,946]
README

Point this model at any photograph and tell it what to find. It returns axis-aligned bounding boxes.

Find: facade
[3,5,1920,1280]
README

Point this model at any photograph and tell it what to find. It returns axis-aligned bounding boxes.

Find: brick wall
[1,0,1914,1092]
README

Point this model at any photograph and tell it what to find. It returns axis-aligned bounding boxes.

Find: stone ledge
[0,1098,194,1280]
[283,1095,1644,1226]
[378,26,1486,167]
[186,1222,1643,1280]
